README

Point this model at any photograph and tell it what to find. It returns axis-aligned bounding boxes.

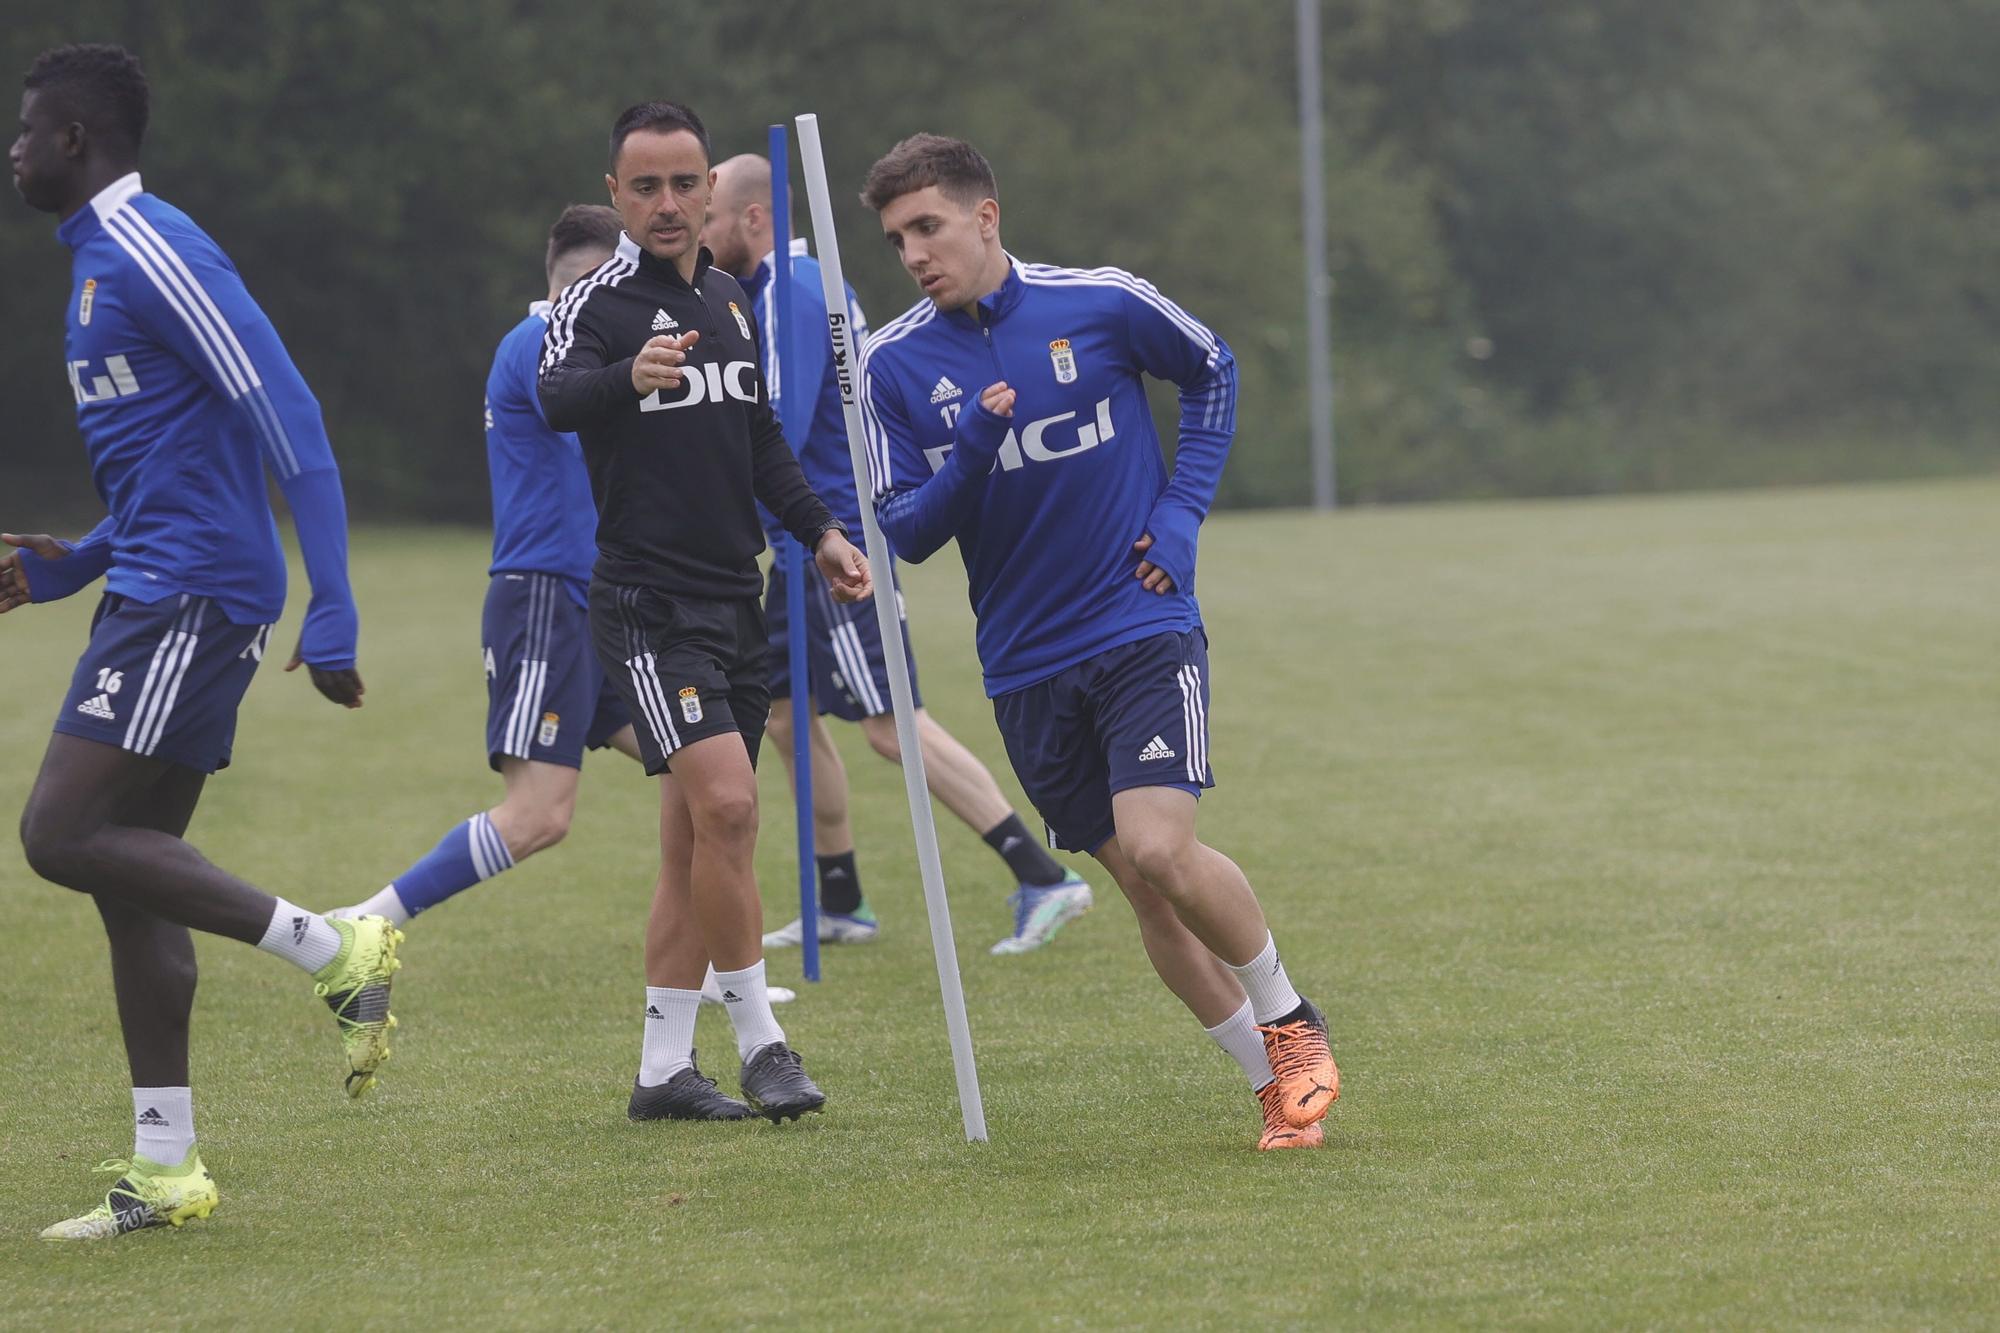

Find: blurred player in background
[4,43,401,1240]
[334,204,793,1013]
[539,101,869,1123]
[702,152,1093,957]
[856,134,1339,1151]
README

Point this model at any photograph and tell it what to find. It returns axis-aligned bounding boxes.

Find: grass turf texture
[1,478,1994,1328]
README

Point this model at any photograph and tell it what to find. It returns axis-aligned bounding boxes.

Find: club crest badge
[79,278,97,326]
[729,301,752,340]
[538,712,561,747]
[1049,338,1078,384]
[679,686,703,724]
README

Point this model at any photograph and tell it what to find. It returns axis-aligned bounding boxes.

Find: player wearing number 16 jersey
[4,44,401,1241]
[856,134,1339,1151]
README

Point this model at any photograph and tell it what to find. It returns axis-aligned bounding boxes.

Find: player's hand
[285,631,366,709]
[632,330,699,394]
[1132,533,1175,594]
[0,532,63,613]
[815,531,874,603]
[978,382,1016,418]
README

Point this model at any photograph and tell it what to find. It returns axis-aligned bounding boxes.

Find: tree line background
[5,0,1995,523]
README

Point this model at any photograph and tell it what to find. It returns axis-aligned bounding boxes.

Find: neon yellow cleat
[314,913,404,1098]
[40,1153,218,1240]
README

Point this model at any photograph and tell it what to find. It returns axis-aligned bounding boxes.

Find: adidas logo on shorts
[1138,735,1176,763]
[929,375,963,404]
[76,693,118,721]
[651,309,679,332]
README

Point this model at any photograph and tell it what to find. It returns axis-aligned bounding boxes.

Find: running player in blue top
[3,45,403,1240]
[340,206,640,923]
[856,134,1339,1152]
[336,204,791,1037]
[701,153,1092,956]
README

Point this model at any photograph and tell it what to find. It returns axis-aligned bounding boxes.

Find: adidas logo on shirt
[76,693,118,721]
[1138,735,1177,763]
[136,1107,168,1126]
[651,309,679,332]
[929,375,963,404]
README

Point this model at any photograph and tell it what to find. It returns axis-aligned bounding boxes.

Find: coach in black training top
[537,100,869,1125]
[539,221,837,597]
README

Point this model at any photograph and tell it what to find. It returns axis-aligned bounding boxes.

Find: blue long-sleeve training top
[22,172,358,667]
[859,257,1238,696]
[742,238,871,541]
[485,300,597,602]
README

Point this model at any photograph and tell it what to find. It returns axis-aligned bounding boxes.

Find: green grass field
[1,478,1995,1328]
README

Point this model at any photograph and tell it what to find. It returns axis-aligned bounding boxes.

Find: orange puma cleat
[1258,999,1339,1128]
[1257,1080,1325,1151]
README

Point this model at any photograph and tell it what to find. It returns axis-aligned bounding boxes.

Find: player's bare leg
[1111,786,1338,1131]
[625,771,750,1121]
[647,773,708,988]
[1094,836,1317,1150]
[486,757,584,861]
[666,733,764,971]
[766,700,854,856]
[95,763,207,1091]
[23,735,273,941]
[858,709,1011,831]
[761,701,879,946]
[1091,838,1245,1026]
[660,732,822,1120]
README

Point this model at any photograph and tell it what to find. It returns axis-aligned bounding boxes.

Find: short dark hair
[546,203,622,274]
[24,43,149,153]
[860,134,997,213]
[609,100,710,174]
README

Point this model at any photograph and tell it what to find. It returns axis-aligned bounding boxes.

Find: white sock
[712,960,785,1061]
[132,1086,196,1167]
[1203,999,1275,1091]
[1226,933,1304,1024]
[255,897,344,974]
[343,885,411,926]
[639,987,701,1086]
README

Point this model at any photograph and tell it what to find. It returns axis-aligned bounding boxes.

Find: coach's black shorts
[589,580,770,776]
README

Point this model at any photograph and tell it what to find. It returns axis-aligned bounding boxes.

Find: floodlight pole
[1298,0,1337,509]
[795,111,989,1143]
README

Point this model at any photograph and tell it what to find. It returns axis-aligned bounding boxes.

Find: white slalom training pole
[795,111,988,1143]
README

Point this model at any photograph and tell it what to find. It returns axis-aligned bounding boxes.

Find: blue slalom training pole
[770,123,820,983]
[797,112,987,1141]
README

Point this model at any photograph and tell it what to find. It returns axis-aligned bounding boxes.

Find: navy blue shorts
[589,581,769,777]
[53,593,274,774]
[484,573,630,772]
[991,629,1215,854]
[763,562,921,721]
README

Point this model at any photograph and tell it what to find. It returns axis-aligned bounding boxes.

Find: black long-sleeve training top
[537,234,839,597]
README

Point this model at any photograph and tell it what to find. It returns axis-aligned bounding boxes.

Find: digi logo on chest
[640,360,759,413]
[68,355,141,405]
[924,397,1116,474]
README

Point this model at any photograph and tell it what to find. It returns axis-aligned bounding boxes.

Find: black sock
[982,813,1066,887]
[817,851,863,914]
